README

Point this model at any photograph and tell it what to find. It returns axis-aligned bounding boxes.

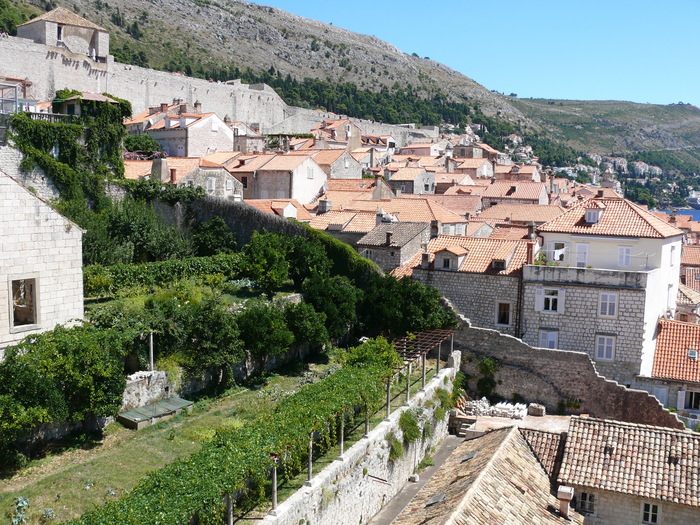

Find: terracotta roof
[478,204,565,224]
[326,178,377,192]
[678,283,700,305]
[434,172,474,186]
[20,7,106,31]
[202,151,242,167]
[443,184,489,196]
[392,427,582,525]
[682,246,700,266]
[303,149,346,166]
[520,428,564,479]
[452,158,491,169]
[62,92,118,104]
[308,210,378,233]
[489,225,531,240]
[228,154,276,173]
[394,235,531,277]
[244,199,313,221]
[258,154,311,171]
[651,319,700,383]
[683,267,700,293]
[475,142,502,155]
[559,416,700,507]
[356,222,428,248]
[123,160,152,181]
[482,181,547,201]
[538,197,684,239]
[400,194,481,217]
[345,198,467,224]
[390,167,428,182]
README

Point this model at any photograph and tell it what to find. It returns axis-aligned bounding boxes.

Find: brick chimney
[421,252,431,269]
[526,242,535,264]
[160,103,168,113]
[597,189,605,198]
[194,100,202,114]
[170,168,177,184]
[386,231,393,245]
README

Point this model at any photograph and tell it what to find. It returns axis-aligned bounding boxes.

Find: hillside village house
[0,171,83,358]
[144,112,234,157]
[522,195,684,385]
[543,417,700,524]
[288,149,362,179]
[310,119,361,150]
[481,181,549,208]
[355,222,429,273]
[386,167,435,195]
[17,7,109,61]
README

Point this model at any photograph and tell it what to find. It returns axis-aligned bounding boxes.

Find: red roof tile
[682,246,700,266]
[652,319,700,383]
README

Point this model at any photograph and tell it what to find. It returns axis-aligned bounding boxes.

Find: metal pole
[421,354,426,390]
[149,332,154,371]
[364,405,370,437]
[405,363,412,405]
[226,494,233,525]
[271,457,278,512]
[307,432,313,483]
[386,379,392,420]
[436,342,441,375]
[451,334,454,357]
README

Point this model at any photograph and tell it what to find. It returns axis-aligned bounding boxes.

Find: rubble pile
[462,397,528,419]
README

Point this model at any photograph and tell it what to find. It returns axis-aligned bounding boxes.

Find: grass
[0,362,331,524]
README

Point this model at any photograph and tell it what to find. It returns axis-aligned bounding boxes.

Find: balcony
[523,264,651,289]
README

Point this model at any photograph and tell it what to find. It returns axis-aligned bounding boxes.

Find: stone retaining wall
[261,351,460,525]
[454,318,683,429]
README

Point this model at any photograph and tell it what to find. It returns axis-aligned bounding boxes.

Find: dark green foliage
[476,357,501,399]
[399,410,421,445]
[83,253,243,297]
[0,0,36,34]
[283,302,329,349]
[360,275,457,338]
[243,232,291,297]
[341,337,401,370]
[386,431,404,462]
[0,325,131,457]
[286,235,331,288]
[124,178,205,204]
[452,371,468,403]
[302,274,361,340]
[191,217,237,257]
[123,134,163,155]
[237,303,295,363]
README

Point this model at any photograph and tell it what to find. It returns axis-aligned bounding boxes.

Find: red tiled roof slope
[652,319,700,383]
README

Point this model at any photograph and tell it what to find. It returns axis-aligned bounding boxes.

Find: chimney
[527,220,536,240]
[445,157,452,173]
[179,103,187,115]
[224,114,232,125]
[370,147,375,168]
[170,168,177,184]
[557,486,574,519]
[160,103,168,113]
[421,252,431,269]
[317,199,332,214]
[194,100,202,114]
[386,231,393,246]
[526,242,535,264]
[597,189,605,198]
[165,116,171,129]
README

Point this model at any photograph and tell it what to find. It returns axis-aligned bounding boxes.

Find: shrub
[399,410,421,445]
[386,432,404,462]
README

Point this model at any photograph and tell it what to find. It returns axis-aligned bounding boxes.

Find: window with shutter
[539,330,558,349]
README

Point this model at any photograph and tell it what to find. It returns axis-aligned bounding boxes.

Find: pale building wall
[186,116,234,156]
[289,157,327,204]
[0,172,83,357]
[570,485,700,525]
[179,168,243,199]
[325,151,362,179]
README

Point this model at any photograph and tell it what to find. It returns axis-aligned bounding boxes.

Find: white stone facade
[571,485,700,525]
[0,171,83,357]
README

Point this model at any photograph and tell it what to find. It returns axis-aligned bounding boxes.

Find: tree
[286,236,331,288]
[236,303,294,367]
[242,232,290,297]
[284,302,329,350]
[191,217,237,257]
[302,274,361,340]
[124,134,163,155]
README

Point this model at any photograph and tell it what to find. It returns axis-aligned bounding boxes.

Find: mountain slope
[9,0,700,159]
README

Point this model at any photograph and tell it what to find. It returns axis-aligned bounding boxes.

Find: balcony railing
[523,264,652,289]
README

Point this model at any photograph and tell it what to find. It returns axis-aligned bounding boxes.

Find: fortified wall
[0,35,438,145]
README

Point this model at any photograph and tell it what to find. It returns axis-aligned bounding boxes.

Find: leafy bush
[399,410,421,445]
[386,431,404,462]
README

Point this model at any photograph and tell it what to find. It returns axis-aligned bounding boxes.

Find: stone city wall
[260,351,460,525]
[453,317,683,429]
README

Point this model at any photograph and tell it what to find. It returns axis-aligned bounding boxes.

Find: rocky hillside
[10,0,700,158]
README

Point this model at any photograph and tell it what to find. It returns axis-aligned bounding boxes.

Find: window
[618,246,632,267]
[535,288,565,313]
[642,502,659,524]
[576,243,588,267]
[585,209,602,224]
[424,184,430,192]
[225,179,233,191]
[442,258,451,269]
[671,245,677,267]
[596,335,615,360]
[241,176,248,189]
[401,184,407,193]
[11,278,37,327]
[211,121,219,132]
[679,313,689,322]
[546,241,568,262]
[685,391,700,410]
[539,330,558,349]
[578,492,595,514]
[57,25,62,41]
[599,292,618,317]
[307,167,314,179]
[206,177,216,191]
[496,303,511,326]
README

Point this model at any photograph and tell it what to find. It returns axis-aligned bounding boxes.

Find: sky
[259,0,700,107]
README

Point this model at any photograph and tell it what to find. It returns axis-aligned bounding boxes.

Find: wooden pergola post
[385,379,392,420]
[338,410,345,458]
[421,353,427,391]
[404,363,412,405]
[306,432,313,485]
[436,342,442,375]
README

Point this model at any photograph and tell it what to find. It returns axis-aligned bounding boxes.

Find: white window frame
[8,275,40,333]
[539,329,558,349]
[307,166,314,179]
[641,502,659,524]
[546,241,568,262]
[495,302,512,327]
[618,246,632,267]
[595,335,615,361]
[599,291,618,318]
[535,288,565,313]
[575,243,589,268]
[206,177,216,191]
[671,245,677,267]
[578,492,595,514]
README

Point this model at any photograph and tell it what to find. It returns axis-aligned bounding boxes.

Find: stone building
[288,149,362,179]
[355,222,429,273]
[144,112,234,157]
[386,167,435,195]
[0,170,83,358]
[522,195,684,385]
[529,416,700,525]
[481,181,549,209]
